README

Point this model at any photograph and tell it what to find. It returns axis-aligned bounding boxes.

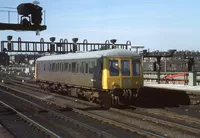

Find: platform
[144,82,200,94]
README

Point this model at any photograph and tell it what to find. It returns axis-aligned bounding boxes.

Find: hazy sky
[0,0,200,51]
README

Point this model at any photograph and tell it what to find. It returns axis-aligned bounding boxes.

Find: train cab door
[102,57,121,90]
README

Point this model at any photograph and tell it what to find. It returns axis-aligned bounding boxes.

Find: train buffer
[162,72,188,85]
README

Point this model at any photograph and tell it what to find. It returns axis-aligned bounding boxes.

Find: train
[34,48,143,109]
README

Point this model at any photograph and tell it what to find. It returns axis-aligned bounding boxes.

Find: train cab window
[109,60,119,76]
[121,60,130,76]
[132,60,140,76]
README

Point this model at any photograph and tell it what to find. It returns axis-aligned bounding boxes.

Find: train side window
[121,60,130,76]
[44,63,46,71]
[89,61,93,74]
[85,62,88,73]
[69,63,71,72]
[132,60,140,76]
[109,60,119,76]
[72,62,76,73]
[76,63,79,73]
[52,63,55,72]
[65,63,68,72]
[80,62,84,73]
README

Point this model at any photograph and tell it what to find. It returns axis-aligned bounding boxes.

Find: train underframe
[36,80,140,109]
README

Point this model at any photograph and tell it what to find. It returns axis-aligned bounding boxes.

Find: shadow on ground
[128,87,191,109]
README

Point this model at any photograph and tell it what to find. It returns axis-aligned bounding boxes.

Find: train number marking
[122,89,132,99]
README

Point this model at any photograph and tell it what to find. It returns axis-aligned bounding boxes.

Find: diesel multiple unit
[35,48,143,109]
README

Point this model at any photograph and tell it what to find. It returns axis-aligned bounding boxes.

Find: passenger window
[69,63,71,72]
[80,62,84,73]
[85,62,88,73]
[72,62,76,73]
[89,61,95,74]
[132,60,140,76]
[65,63,68,71]
[61,63,63,72]
[44,63,46,71]
[121,60,130,76]
[109,60,119,76]
[76,63,79,73]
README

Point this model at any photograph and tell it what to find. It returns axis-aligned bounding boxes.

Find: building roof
[37,48,140,62]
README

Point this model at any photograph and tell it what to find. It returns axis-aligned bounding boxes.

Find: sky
[0,0,200,51]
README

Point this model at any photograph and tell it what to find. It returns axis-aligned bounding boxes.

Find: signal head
[50,37,56,42]
[7,36,13,41]
[72,38,78,43]
[110,39,117,44]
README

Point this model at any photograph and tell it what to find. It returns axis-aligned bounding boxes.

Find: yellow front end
[102,57,143,90]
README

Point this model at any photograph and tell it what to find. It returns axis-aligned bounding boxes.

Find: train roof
[37,48,140,62]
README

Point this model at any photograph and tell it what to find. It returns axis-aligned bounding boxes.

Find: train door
[101,57,121,90]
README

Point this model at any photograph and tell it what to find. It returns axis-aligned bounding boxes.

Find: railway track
[0,85,141,138]
[1,77,200,138]
[0,101,60,138]
[0,82,161,138]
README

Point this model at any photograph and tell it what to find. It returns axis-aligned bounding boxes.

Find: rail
[0,101,61,138]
